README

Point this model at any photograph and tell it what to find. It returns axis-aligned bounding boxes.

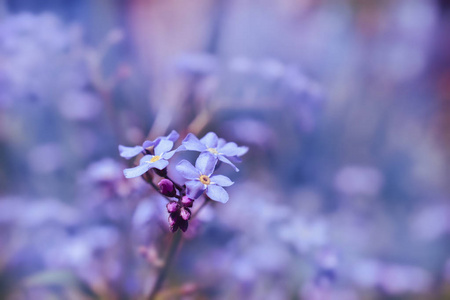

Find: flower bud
[169,223,179,233]
[168,213,178,227]
[179,219,189,232]
[166,202,179,213]
[159,179,175,196]
[181,196,194,207]
[180,207,191,221]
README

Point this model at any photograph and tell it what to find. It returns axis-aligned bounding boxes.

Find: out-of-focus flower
[123,140,176,178]
[176,153,233,203]
[174,53,217,76]
[179,132,248,171]
[278,217,328,253]
[334,165,384,197]
[119,130,179,159]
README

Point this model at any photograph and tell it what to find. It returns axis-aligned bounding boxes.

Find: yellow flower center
[149,155,161,163]
[199,175,211,185]
[207,148,218,155]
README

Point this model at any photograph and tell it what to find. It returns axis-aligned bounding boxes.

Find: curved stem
[147,230,183,300]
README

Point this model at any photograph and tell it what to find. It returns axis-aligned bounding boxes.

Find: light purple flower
[118,130,179,159]
[175,153,233,203]
[123,140,175,178]
[179,132,248,171]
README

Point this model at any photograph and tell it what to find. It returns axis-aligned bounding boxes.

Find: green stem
[147,230,183,300]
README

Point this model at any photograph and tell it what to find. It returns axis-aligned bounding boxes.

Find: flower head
[175,153,233,203]
[118,130,179,159]
[123,140,175,178]
[179,132,248,171]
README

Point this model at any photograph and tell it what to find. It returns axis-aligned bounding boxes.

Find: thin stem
[147,230,183,300]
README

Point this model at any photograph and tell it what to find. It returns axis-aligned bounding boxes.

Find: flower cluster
[119,130,248,232]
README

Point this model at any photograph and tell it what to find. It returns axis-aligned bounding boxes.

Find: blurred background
[1,0,450,299]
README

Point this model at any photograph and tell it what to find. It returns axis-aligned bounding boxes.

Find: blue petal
[206,184,229,203]
[218,155,239,172]
[139,155,154,164]
[150,159,169,170]
[123,164,151,178]
[195,152,217,176]
[162,150,176,160]
[154,139,174,156]
[235,146,249,157]
[186,180,205,199]
[217,142,240,156]
[142,140,158,149]
[176,160,201,180]
[210,175,234,187]
[200,132,218,148]
[182,133,206,152]
[166,130,180,142]
[217,138,227,148]
[118,145,144,159]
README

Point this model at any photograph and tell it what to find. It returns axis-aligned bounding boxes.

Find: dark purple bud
[159,179,175,196]
[169,223,179,233]
[168,213,178,227]
[166,202,179,213]
[179,219,189,232]
[181,196,194,207]
[180,207,191,221]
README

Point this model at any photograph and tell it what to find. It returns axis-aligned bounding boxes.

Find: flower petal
[150,159,169,170]
[195,152,217,176]
[118,145,144,159]
[176,160,201,180]
[210,175,234,187]
[217,142,240,156]
[218,142,249,157]
[206,184,229,203]
[166,130,180,142]
[218,155,239,172]
[142,140,158,149]
[181,133,206,152]
[235,146,249,157]
[123,164,151,178]
[162,150,176,160]
[154,139,174,156]
[139,155,154,164]
[200,132,218,148]
[185,180,205,199]
[217,138,227,148]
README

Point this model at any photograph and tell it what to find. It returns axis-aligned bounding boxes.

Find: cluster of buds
[166,195,194,232]
[156,176,196,232]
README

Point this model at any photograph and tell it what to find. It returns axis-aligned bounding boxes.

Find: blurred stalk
[147,230,182,300]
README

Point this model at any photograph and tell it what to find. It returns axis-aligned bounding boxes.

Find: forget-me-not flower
[179,132,248,171]
[123,139,175,178]
[119,130,179,159]
[176,153,233,203]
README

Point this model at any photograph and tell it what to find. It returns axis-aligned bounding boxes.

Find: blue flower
[179,132,248,171]
[123,140,176,178]
[118,130,179,159]
[175,153,233,203]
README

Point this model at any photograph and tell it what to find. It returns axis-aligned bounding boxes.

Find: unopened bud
[159,179,175,196]
[168,213,178,227]
[179,219,189,232]
[181,196,194,207]
[166,202,179,213]
[180,207,191,221]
